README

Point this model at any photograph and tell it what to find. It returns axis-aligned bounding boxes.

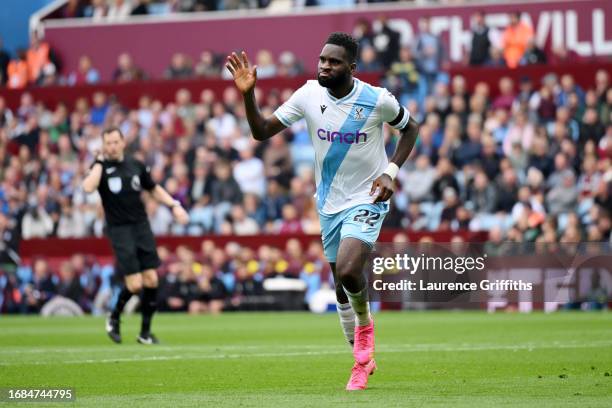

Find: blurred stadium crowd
[0,237,340,314]
[0,33,305,88]
[0,11,592,88]
[0,12,611,313]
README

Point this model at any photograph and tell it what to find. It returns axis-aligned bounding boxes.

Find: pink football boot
[353,319,375,365]
[346,359,377,391]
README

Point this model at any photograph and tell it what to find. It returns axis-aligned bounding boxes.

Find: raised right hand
[226,51,257,95]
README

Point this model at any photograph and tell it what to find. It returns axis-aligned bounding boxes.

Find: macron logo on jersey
[317,128,368,144]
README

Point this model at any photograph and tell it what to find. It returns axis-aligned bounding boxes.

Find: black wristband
[90,160,104,169]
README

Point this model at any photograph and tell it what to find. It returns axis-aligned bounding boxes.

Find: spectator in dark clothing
[536,86,557,123]
[478,137,501,181]
[262,178,289,222]
[194,0,219,11]
[439,187,460,231]
[63,0,85,18]
[579,108,605,149]
[520,40,547,65]
[188,264,227,314]
[432,158,460,201]
[188,163,213,206]
[0,96,11,128]
[131,0,149,15]
[208,136,240,163]
[372,16,401,69]
[496,168,520,213]
[158,264,202,313]
[387,46,421,100]
[112,52,146,83]
[0,37,10,85]
[194,51,220,78]
[353,18,375,49]
[0,272,20,313]
[21,258,56,313]
[469,11,492,66]
[0,212,21,265]
[165,53,194,79]
[515,77,534,109]
[56,261,84,306]
[209,161,243,205]
[14,116,40,153]
[467,171,497,213]
[454,118,483,167]
[528,136,555,178]
[233,263,263,298]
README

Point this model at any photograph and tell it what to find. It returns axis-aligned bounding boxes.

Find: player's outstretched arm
[82,152,104,193]
[226,51,286,141]
[371,117,420,203]
[151,185,189,225]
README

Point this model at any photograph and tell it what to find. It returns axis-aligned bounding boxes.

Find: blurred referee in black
[82,127,189,344]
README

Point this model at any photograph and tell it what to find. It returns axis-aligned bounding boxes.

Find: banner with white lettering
[44,0,612,79]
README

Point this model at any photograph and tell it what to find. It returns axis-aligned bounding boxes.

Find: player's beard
[317,70,350,89]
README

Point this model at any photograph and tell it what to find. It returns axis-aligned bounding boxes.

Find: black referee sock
[140,286,158,335]
[111,287,134,320]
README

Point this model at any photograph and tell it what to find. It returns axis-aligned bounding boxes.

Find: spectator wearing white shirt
[233,146,265,198]
[57,201,87,238]
[230,205,259,236]
[208,102,237,140]
[107,0,133,21]
[146,199,173,235]
[398,155,436,203]
[22,206,54,239]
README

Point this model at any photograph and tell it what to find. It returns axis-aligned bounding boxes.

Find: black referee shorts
[106,222,161,277]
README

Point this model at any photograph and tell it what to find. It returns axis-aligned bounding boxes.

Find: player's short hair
[102,127,124,139]
[325,32,358,64]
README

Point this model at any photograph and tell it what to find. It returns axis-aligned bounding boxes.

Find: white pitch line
[0,344,332,354]
[1,341,611,366]
[2,339,610,356]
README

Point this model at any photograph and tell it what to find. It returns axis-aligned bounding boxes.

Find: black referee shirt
[96,156,157,226]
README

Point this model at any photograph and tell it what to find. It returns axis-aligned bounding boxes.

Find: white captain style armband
[383,162,400,180]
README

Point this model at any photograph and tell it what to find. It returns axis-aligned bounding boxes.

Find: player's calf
[336,302,355,346]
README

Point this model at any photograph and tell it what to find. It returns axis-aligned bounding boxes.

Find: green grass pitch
[1,311,611,407]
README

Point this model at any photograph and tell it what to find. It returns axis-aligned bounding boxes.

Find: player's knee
[336,263,359,283]
[143,272,158,288]
[125,274,143,293]
[127,280,142,293]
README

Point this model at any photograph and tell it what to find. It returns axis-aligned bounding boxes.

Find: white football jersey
[274,78,410,214]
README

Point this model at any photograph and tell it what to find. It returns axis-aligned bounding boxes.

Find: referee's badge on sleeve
[131,175,141,191]
[108,177,122,193]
